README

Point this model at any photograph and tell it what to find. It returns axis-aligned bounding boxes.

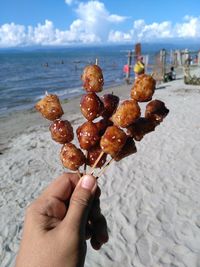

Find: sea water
[0,46,131,115]
[0,43,198,115]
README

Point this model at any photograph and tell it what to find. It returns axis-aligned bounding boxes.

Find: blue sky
[0,0,200,47]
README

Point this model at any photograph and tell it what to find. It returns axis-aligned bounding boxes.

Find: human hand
[15,173,108,267]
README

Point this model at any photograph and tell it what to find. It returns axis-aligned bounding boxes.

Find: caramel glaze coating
[111,100,141,128]
[114,138,137,161]
[77,121,100,150]
[81,65,104,92]
[100,125,127,157]
[101,94,119,119]
[95,118,113,136]
[60,143,85,171]
[131,74,156,102]
[126,117,157,141]
[49,119,74,144]
[35,94,64,121]
[80,92,103,121]
[87,145,107,168]
[145,99,169,123]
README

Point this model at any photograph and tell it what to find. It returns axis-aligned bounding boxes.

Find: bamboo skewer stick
[77,169,82,179]
[96,158,114,179]
[83,151,88,175]
[90,151,105,175]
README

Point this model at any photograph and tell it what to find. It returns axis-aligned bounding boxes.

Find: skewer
[90,151,105,175]
[96,158,114,179]
[83,151,88,175]
[77,169,82,179]
[95,58,99,65]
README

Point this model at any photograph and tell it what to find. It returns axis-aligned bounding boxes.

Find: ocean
[0,43,199,116]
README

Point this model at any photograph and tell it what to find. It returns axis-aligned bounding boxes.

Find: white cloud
[65,0,75,5]
[0,1,200,48]
[108,30,132,42]
[175,15,200,38]
[108,16,200,43]
[0,23,26,47]
[74,1,127,42]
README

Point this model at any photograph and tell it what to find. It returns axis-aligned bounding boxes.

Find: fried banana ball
[80,92,103,121]
[101,94,119,119]
[114,138,137,161]
[60,143,85,171]
[77,121,100,150]
[131,74,156,102]
[49,119,74,144]
[95,118,113,136]
[35,94,64,121]
[126,117,156,141]
[100,125,127,157]
[145,99,169,123]
[81,65,104,92]
[87,145,107,168]
[111,100,141,128]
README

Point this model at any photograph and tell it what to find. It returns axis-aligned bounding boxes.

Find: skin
[15,173,108,267]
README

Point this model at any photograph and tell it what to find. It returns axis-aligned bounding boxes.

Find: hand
[15,173,108,267]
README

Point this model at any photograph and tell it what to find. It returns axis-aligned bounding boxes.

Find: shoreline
[0,72,199,151]
[0,81,132,151]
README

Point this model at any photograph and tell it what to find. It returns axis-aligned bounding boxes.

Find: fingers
[62,175,97,234]
[42,173,79,201]
[25,173,79,231]
[90,215,109,250]
[89,197,109,250]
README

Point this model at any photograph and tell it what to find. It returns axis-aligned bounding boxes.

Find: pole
[126,50,132,84]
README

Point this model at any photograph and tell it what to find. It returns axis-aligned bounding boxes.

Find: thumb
[64,175,97,233]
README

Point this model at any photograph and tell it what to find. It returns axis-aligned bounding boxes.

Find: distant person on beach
[168,66,176,81]
[15,173,108,267]
[133,56,145,79]
[164,66,176,82]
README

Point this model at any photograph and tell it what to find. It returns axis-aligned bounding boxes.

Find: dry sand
[0,76,200,267]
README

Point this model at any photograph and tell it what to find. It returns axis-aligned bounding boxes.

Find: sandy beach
[0,75,200,267]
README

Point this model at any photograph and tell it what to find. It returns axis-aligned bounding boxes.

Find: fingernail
[81,175,96,190]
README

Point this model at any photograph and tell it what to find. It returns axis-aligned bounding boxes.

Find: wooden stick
[95,58,99,65]
[96,158,114,179]
[83,151,88,175]
[77,169,82,179]
[90,151,105,175]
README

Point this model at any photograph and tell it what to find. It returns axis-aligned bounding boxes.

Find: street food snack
[60,143,85,171]
[95,118,113,136]
[126,117,156,141]
[101,94,119,119]
[111,100,141,128]
[35,62,169,177]
[131,74,156,102]
[77,121,100,150]
[87,145,107,168]
[35,94,64,120]
[49,119,74,144]
[114,138,137,161]
[100,126,127,157]
[81,65,104,92]
[145,99,169,123]
[80,92,103,121]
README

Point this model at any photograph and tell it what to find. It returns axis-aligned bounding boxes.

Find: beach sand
[0,77,200,267]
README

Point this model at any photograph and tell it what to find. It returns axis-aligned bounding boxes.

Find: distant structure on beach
[124,44,200,84]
